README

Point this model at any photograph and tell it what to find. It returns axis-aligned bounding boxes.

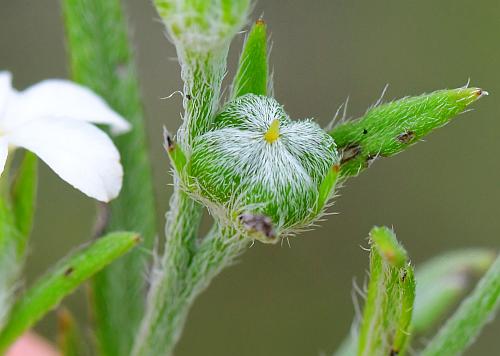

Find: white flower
[0,71,131,202]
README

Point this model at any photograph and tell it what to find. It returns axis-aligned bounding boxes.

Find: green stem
[420,253,500,356]
[132,215,247,356]
[131,187,202,356]
[177,49,229,149]
[132,3,248,352]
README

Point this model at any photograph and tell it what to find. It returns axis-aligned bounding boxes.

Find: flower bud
[154,0,250,52]
[190,94,340,243]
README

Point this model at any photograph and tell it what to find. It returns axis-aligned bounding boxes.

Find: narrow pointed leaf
[0,199,22,330]
[357,226,415,356]
[232,19,268,98]
[413,249,495,333]
[63,1,157,354]
[0,232,140,352]
[421,253,500,356]
[0,153,37,329]
[317,165,340,214]
[330,87,486,177]
[334,248,495,356]
[11,151,37,240]
[163,128,187,176]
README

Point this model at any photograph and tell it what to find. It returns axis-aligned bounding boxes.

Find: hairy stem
[132,3,251,353]
[177,50,228,148]
[133,189,247,356]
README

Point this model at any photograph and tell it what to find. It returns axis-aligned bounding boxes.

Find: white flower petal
[0,138,8,176]
[6,79,131,135]
[0,71,13,118]
[6,118,123,202]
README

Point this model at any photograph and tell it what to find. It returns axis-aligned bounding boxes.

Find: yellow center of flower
[264,119,280,143]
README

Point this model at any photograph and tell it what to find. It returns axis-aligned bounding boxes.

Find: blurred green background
[1,0,499,355]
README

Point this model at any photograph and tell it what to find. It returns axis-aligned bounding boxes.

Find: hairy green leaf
[330,87,486,177]
[357,226,415,356]
[334,248,495,356]
[232,19,269,98]
[63,1,157,354]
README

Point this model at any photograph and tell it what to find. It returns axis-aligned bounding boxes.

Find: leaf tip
[369,226,408,268]
[57,307,74,333]
[255,18,266,26]
[132,234,142,245]
[455,86,489,106]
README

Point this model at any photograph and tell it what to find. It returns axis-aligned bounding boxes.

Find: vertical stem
[133,215,247,356]
[176,49,228,150]
[133,2,250,354]
[132,187,200,356]
[134,12,234,353]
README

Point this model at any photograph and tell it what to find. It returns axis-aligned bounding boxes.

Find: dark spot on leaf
[366,154,378,167]
[64,267,74,277]
[362,128,368,134]
[239,213,276,240]
[474,89,484,97]
[390,349,399,356]
[186,94,192,100]
[163,127,174,151]
[401,269,407,282]
[166,136,174,149]
[340,144,362,164]
[397,131,415,144]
